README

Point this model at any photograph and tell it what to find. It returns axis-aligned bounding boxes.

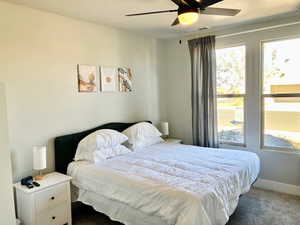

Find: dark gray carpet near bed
[72,188,300,225]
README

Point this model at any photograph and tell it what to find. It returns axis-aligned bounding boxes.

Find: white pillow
[130,136,165,151]
[94,145,131,163]
[122,122,163,150]
[74,129,128,162]
[96,129,128,149]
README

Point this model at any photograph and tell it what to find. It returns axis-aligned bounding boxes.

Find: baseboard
[254,178,300,196]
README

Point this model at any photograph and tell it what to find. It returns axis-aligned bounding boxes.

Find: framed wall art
[77,64,98,92]
[118,67,133,92]
[100,66,117,92]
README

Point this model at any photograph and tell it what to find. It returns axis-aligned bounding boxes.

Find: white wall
[162,15,300,186]
[0,83,16,225]
[0,1,164,180]
[2,0,299,188]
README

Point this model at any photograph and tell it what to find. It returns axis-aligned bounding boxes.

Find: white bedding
[68,143,260,225]
[74,188,168,225]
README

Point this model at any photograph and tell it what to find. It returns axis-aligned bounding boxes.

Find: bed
[55,121,260,225]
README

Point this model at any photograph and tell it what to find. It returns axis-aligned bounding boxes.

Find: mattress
[68,143,260,225]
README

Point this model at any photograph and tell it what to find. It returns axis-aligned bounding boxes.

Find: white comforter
[68,143,260,225]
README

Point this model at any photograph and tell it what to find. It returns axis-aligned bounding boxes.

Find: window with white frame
[262,38,300,151]
[216,46,246,145]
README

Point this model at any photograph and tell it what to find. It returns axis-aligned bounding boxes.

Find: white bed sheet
[75,188,168,225]
[68,143,260,225]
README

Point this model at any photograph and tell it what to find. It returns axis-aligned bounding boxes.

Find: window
[216,46,246,145]
[262,38,300,151]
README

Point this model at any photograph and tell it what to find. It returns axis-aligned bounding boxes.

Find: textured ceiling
[3,0,300,38]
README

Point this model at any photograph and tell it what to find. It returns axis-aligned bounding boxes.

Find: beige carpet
[72,188,300,225]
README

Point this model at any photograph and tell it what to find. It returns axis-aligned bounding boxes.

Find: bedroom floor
[72,188,300,225]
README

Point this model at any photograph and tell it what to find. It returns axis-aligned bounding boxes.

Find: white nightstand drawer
[36,203,69,225]
[35,183,68,213]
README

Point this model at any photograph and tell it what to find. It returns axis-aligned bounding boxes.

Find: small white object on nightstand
[164,138,183,144]
[14,172,72,225]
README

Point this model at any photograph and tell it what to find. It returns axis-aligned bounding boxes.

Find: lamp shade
[160,122,169,136]
[33,146,47,170]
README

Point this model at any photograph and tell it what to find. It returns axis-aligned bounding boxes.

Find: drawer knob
[51,196,55,200]
[52,216,56,220]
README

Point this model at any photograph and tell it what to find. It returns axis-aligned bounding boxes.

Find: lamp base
[35,170,45,180]
[35,175,44,181]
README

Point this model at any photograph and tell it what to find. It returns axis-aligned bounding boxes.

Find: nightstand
[164,138,183,144]
[14,172,72,225]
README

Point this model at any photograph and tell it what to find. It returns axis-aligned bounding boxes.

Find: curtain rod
[180,20,300,44]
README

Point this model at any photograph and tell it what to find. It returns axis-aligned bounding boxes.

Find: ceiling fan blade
[181,0,201,8]
[200,7,241,16]
[171,0,186,6]
[126,9,177,16]
[171,18,180,26]
[201,0,223,8]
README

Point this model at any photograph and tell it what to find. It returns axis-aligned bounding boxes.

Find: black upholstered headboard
[54,121,151,174]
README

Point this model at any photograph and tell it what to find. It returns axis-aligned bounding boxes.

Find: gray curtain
[188,36,219,148]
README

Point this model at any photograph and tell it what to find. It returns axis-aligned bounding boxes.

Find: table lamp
[160,122,169,138]
[33,146,47,180]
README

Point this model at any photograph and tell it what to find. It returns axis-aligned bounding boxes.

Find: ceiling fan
[126,0,241,26]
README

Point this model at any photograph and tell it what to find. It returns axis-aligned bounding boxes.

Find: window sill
[219,143,300,156]
[219,143,247,150]
[261,147,300,155]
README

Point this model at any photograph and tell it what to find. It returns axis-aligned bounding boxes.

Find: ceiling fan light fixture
[178,8,199,25]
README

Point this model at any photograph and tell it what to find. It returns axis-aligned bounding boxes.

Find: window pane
[264,97,300,151]
[216,46,246,95]
[263,38,300,94]
[217,97,244,144]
